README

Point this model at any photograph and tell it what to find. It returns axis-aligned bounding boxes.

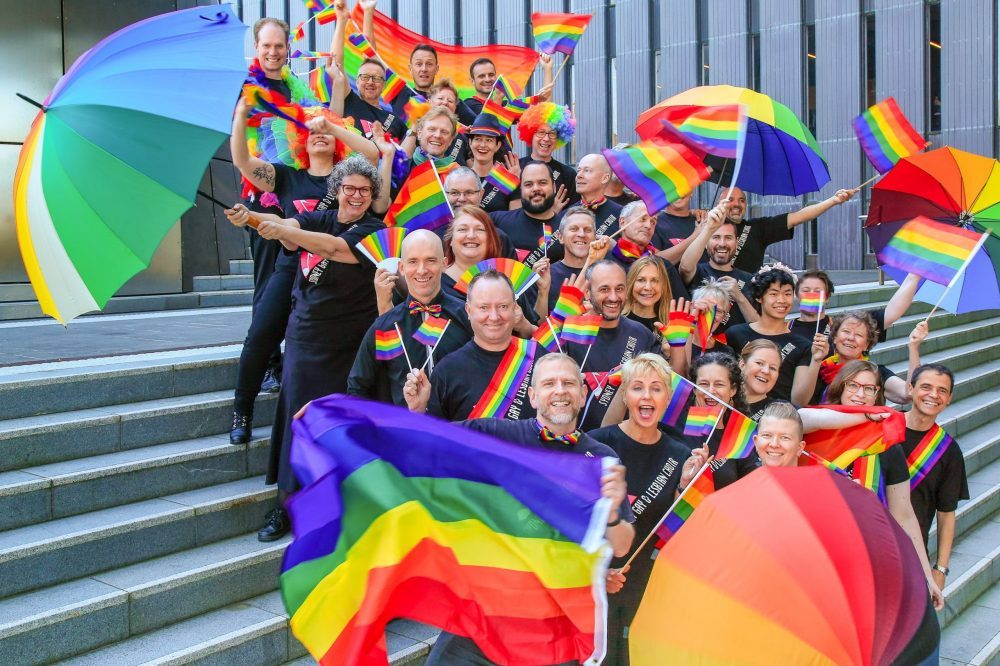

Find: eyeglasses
[844,381,880,397]
[535,130,559,139]
[446,190,481,198]
[357,74,385,83]
[341,185,373,196]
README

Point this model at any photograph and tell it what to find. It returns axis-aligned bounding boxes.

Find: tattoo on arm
[253,164,275,187]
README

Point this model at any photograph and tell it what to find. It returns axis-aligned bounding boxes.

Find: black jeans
[233,267,294,414]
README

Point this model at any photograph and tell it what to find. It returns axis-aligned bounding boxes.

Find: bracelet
[606,515,622,528]
[933,563,949,576]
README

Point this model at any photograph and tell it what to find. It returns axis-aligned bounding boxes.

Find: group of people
[221,5,967,664]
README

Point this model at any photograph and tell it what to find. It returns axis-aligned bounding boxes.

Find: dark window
[805,24,816,136]
[697,0,709,85]
[927,1,942,133]
[750,34,761,92]
[864,13,876,108]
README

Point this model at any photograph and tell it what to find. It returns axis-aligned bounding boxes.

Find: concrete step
[0,476,275,599]
[886,352,1000,404]
[0,533,288,665]
[0,390,277,472]
[882,308,997,343]
[940,590,1000,666]
[940,389,1000,441]
[0,434,271,531]
[824,282,899,309]
[230,259,255,275]
[0,284,35,302]
[871,316,1000,367]
[192,275,255,292]
[0,347,243,421]
[0,290,254,322]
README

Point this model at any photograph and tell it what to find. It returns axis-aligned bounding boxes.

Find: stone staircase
[0,282,996,665]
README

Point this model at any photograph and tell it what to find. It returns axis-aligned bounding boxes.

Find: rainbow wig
[517,102,576,148]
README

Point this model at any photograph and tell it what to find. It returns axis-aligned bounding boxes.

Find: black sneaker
[260,367,281,393]
[229,410,252,445]
[258,507,290,542]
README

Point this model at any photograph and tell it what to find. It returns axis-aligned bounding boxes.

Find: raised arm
[786,188,857,228]
[360,0,377,49]
[306,116,379,164]
[883,272,920,329]
[798,405,891,433]
[370,123,396,215]
[328,0,349,74]
[230,98,276,192]
[790,333,829,406]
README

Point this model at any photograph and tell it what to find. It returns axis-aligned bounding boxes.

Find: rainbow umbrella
[865,146,1000,314]
[636,85,830,196]
[13,5,247,324]
[630,466,937,665]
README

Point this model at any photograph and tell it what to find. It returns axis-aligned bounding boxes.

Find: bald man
[347,230,473,406]
[575,153,623,237]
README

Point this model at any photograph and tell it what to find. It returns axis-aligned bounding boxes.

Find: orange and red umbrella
[630,466,937,665]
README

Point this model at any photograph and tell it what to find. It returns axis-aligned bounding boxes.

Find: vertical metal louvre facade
[238,0,998,270]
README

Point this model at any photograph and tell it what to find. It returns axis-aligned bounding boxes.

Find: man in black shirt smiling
[490,161,564,267]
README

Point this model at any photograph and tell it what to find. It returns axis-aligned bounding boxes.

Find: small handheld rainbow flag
[853,454,886,504]
[878,216,987,287]
[853,97,927,174]
[381,68,407,104]
[413,315,449,347]
[658,104,748,164]
[468,338,537,419]
[355,227,406,268]
[374,328,404,361]
[799,290,825,316]
[683,405,721,438]
[658,311,695,347]
[453,258,540,299]
[906,424,954,490]
[696,305,717,350]
[384,161,452,232]
[492,74,520,102]
[308,68,333,104]
[291,50,333,60]
[401,93,431,128]
[661,372,695,427]
[483,97,521,132]
[486,163,519,195]
[551,285,586,323]
[291,22,306,42]
[603,140,711,216]
[540,224,553,250]
[532,317,562,353]
[560,314,601,346]
[348,33,377,59]
[655,466,715,544]
[315,6,337,24]
[531,12,593,56]
[715,411,758,459]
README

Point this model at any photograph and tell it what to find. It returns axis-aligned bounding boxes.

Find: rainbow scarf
[907,424,954,490]
[612,238,655,264]
[468,339,537,419]
[819,353,870,386]
[853,454,886,504]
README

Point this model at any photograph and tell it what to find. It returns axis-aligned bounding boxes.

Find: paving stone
[941,604,1000,664]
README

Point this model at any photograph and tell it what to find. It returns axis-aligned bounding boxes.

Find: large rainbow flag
[878,215,987,287]
[801,405,907,469]
[603,139,711,215]
[384,161,452,231]
[531,12,593,56]
[350,6,538,100]
[281,396,611,665]
[853,97,927,174]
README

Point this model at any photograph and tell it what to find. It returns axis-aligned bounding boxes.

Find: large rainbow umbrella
[630,466,938,665]
[636,85,830,196]
[13,5,247,324]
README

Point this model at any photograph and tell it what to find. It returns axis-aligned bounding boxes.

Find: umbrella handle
[246,214,261,230]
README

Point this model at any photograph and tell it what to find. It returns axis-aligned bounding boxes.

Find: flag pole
[551,52,572,85]
[924,231,989,320]
[394,322,414,373]
[418,319,451,372]
[579,344,593,372]
[814,290,825,338]
[546,317,563,353]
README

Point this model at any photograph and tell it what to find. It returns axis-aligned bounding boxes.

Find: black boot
[229,410,252,445]
[258,507,290,542]
[260,367,281,393]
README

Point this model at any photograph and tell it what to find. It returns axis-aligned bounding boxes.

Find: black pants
[249,228,284,373]
[233,267,294,414]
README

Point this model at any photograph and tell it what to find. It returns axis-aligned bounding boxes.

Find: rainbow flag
[659,105,747,160]
[879,216,986,287]
[302,0,329,12]
[654,466,715,544]
[308,67,333,104]
[493,74,521,101]
[291,22,306,42]
[540,224,553,250]
[468,338,538,419]
[374,328,404,361]
[486,163,519,195]
[355,227,406,267]
[802,406,907,469]
[351,5,538,100]
[684,405,721,438]
[853,454,886,504]
[401,93,430,128]
[715,411,758,459]
[282,396,609,665]
[315,6,337,24]
[291,50,333,60]
[551,285,586,323]
[661,372,695,427]
[853,97,927,174]
[603,140,710,216]
[906,424,954,490]
[413,315,449,347]
[531,12,593,56]
[384,161,452,232]
[658,311,695,347]
[483,97,521,132]
[560,314,601,346]
[382,67,407,103]
[696,305,716,350]
[453,258,540,299]
[799,291,825,316]
[532,318,562,352]
[800,450,853,478]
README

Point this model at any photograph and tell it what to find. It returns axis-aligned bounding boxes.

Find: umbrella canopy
[630,466,937,665]
[636,85,830,196]
[865,146,1000,313]
[13,5,247,324]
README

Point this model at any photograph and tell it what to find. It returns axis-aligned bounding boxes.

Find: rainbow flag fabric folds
[715,411,758,459]
[308,68,333,104]
[381,68,407,103]
[878,216,986,287]
[532,318,562,352]
[412,315,448,347]
[560,314,601,346]
[603,140,711,216]
[384,161,452,231]
[487,163,520,195]
[695,305,717,350]
[531,12,593,56]
[853,454,886,504]
[684,405,721,438]
[655,466,715,544]
[661,372,695,427]
[802,406,907,469]
[374,328,404,361]
[283,396,611,666]
[853,97,926,174]
[799,290,824,316]
[659,104,747,160]
[483,98,521,132]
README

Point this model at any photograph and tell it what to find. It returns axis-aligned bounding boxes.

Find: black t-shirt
[626,312,658,334]
[490,209,564,266]
[565,318,661,430]
[901,426,969,546]
[849,445,910,490]
[478,174,514,213]
[790,307,888,345]
[746,397,772,422]
[656,212,697,247]
[287,212,384,343]
[519,155,578,205]
[428,339,536,421]
[343,90,407,142]
[731,214,795,273]
[546,261,585,311]
[587,199,624,237]
[725,324,812,402]
[346,290,473,406]
[606,254,690,303]
[267,164,334,273]
[687,263,756,332]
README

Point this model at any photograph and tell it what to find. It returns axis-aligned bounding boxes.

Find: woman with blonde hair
[623,255,673,333]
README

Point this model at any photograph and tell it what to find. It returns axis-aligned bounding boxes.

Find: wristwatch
[933,563,950,576]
